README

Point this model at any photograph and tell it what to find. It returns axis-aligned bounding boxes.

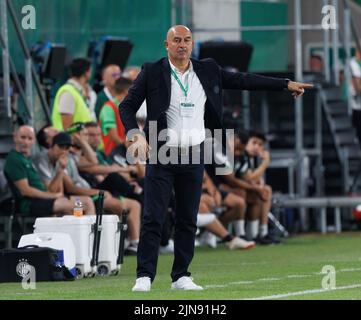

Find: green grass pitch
[1,233,361,300]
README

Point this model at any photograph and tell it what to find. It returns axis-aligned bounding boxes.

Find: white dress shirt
[166,60,207,147]
[350,57,361,110]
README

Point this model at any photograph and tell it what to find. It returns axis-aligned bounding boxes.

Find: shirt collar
[168,59,193,75]
[67,78,83,92]
[104,87,115,101]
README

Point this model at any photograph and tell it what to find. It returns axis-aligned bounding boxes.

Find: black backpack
[0,245,74,283]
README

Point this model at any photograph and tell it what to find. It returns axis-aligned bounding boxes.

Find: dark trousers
[352,109,361,145]
[137,161,204,282]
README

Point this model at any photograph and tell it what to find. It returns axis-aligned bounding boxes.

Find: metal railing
[0,0,51,125]
[274,195,361,234]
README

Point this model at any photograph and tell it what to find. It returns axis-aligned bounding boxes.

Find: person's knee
[55,198,73,215]
[126,198,141,215]
[82,197,95,215]
[236,196,246,209]
[199,201,209,213]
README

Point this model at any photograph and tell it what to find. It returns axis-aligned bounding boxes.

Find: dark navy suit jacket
[119,57,288,141]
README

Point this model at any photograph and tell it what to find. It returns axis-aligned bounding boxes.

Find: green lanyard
[171,68,189,98]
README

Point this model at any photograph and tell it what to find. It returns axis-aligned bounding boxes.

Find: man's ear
[164,40,168,51]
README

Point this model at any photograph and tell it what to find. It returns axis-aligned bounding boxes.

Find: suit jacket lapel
[191,58,209,93]
[162,58,171,103]
[192,58,218,115]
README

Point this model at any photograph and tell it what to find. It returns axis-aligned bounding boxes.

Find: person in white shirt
[350,48,361,143]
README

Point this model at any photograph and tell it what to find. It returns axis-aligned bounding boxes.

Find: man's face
[115,88,129,104]
[14,126,35,157]
[246,137,264,157]
[44,126,59,148]
[356,48,361,61]
[234,137,246,155]
[165,26,194,62]
[50,144,70,160]
[87,126,101,150]
[103,65,121,88]
[309,57,323,72]
[84,68,91,82]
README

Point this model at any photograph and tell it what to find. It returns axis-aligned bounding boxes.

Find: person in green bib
[94,64,122,119]
[52,58,95,131]
[4,125,84,217]
[99,77,133,157]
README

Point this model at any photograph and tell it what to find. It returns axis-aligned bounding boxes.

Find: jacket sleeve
[221,68,289,91]
[119,64,147,136]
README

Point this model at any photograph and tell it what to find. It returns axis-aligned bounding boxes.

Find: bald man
[120,25,313,292]
[4,125,94,217]
[95,64,122,118]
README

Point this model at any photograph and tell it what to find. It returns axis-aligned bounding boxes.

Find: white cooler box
[91,215,121,276]
[18,232,77,277]
[34,216,95,278]
[34,215,122,277]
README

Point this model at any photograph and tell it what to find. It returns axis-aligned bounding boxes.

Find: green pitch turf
[1,233,361,300]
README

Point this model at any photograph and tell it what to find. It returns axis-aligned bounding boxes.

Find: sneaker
[125,243,138,256]
[226,237,256,250]
[159,239,174,254]
[199,231,217,248]
[263,233,281,244]
[254,235,274,245]
[132,277,151,292]
[171,276,203,291]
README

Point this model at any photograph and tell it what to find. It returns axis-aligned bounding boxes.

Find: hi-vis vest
[52,83,92,131]
[100,100,126,156]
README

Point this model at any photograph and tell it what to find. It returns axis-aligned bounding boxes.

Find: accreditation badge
[180,101,195,118]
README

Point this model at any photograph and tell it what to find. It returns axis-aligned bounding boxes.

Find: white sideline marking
[286,275,312,278]
[258,278,281,281]
[229,281,254,285]
[339,268,361,272]
[245,284,361,300]
[204,284,227,288]
[203,267,361,292]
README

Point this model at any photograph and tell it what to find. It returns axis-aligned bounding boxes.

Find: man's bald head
[165,25,194,65]
[15,125,35,136]
[14,125,35,156]
[166,25,192,41]
[102,64,122,88]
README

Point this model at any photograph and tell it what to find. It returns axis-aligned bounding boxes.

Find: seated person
[33,132,96,215]
[204,142,249,240]
[99,77,133,157]
[220,131,279,244]
[197,194,255,250]
[36,125,59,149]
[77,122,144,203]
[4,126,92,217]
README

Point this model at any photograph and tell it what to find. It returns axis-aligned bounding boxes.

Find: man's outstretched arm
[221,68,313,97]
